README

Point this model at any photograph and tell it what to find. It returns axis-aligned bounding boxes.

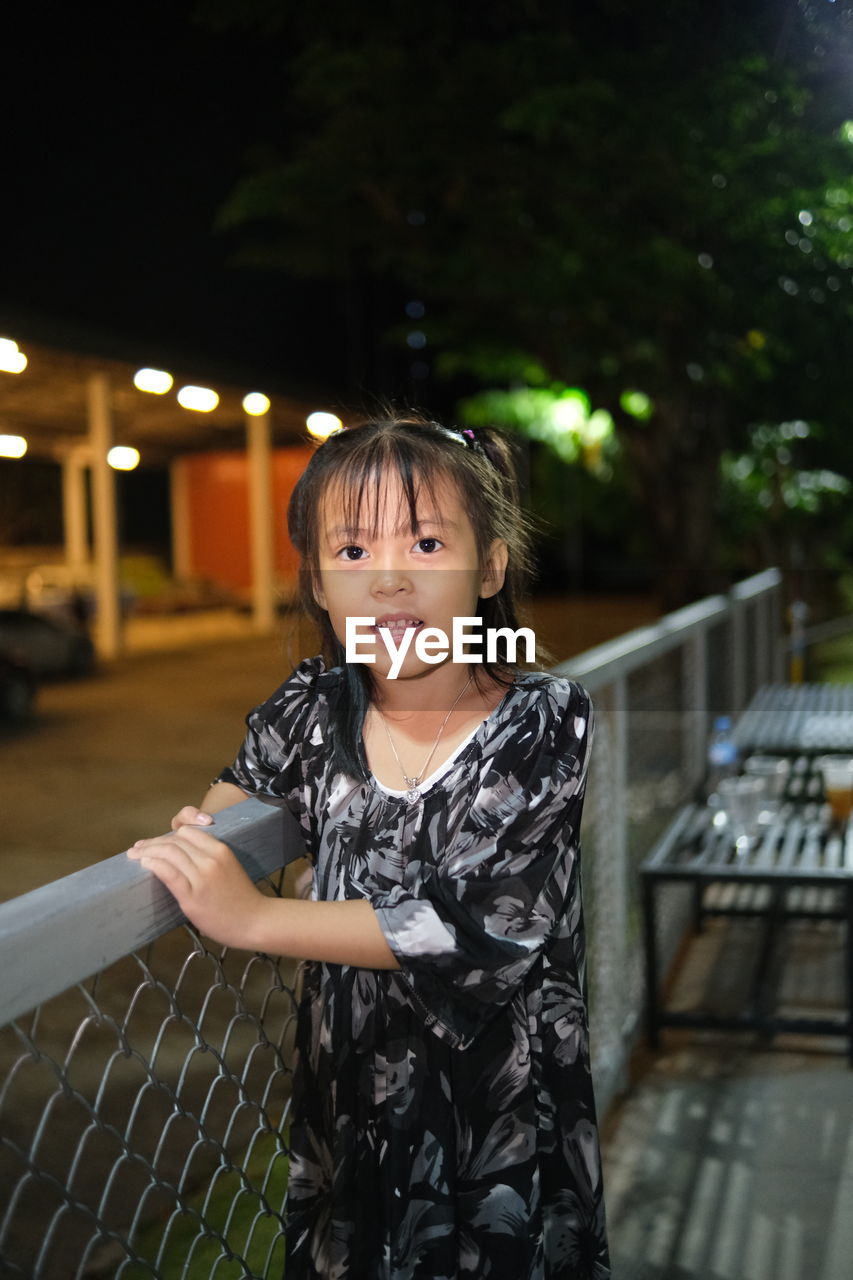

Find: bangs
[313,438,458,551]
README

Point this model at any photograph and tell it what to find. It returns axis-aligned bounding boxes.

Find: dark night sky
[2,3,342,395]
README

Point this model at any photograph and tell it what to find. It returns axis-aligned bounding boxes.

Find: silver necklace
[376,675,474,803]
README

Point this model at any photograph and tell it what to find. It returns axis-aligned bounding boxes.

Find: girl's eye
[339,545,365,561]
[416,537,442,554]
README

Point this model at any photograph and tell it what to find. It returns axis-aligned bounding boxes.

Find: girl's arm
[127,822,399,970]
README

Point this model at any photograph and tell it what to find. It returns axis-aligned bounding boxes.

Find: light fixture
[0,338,27,374]
[0,433,27,458]
[306,411,343,440]
[177,385,219,412]
[243,392,271,416]
[107,446,140,471]
[133,367,173,394]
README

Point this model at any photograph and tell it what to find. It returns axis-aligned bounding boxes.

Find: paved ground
[0,626,293,900]
[2,602,851,1278]
[602,1032,852,1280]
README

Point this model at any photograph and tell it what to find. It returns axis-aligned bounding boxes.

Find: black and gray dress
[217,655,610,1279]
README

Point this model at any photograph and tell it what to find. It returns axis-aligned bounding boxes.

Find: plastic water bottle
[707,715,738,796]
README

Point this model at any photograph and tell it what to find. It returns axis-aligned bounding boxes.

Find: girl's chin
[371,658,451,681]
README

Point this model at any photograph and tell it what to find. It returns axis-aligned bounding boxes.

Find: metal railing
[0,569,785,1277]
[557,567,785,1111]
[0,800,306,1278]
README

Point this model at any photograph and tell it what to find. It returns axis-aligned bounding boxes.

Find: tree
[199,0,853,604]
[720,420,850,607]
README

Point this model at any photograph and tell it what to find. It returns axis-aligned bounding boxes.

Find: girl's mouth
[372,619,425,643]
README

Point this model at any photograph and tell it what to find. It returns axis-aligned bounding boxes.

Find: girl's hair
[287,412,544,780]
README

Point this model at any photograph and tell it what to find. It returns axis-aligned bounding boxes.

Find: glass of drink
[816,756,853,827]
[717,775,766,853]
[743,756,789,822]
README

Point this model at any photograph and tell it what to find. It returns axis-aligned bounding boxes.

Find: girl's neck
[370,663,498,721]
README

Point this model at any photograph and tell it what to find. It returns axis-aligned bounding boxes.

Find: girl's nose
[370,565,412,596]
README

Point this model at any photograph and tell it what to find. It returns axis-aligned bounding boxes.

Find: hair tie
[434,423,489,459]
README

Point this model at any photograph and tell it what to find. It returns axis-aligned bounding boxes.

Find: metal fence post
[586,674,630,1109]
[612,674,631,1069]
[682,629,708,795]
[772,583,786,683]
[731,599,747,715]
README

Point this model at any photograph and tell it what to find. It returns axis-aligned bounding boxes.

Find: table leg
[692,880,704,933]
[642,875,660,1049]
[846,885,853,1068]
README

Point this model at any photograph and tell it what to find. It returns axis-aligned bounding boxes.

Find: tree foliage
[198,0,853,603]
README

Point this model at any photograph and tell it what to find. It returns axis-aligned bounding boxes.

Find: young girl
[128,415,610,1279]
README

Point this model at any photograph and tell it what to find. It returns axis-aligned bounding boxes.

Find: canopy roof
[0,321,331,466]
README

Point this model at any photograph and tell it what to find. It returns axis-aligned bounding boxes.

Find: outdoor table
[641,757,853,1062]
[733,682,853,755]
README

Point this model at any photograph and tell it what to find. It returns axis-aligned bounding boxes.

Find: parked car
[0,653,36,722]
[0,610,95,678]
[24,564,136,621]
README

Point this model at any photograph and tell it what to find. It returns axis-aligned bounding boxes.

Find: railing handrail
[555,569,782,690]
[0,797,306,1028]
[729,567,783,602]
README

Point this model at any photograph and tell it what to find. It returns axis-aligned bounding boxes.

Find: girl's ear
[480,539,509,599]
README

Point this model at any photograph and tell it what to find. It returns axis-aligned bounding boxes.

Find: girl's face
[313,469,508,682]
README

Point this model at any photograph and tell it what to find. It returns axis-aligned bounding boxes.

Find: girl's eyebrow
[326,518,458,538]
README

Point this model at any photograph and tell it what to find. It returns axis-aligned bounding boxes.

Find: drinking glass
[816,756,853,827]
[743,756,789,822]
[717,775,765,852]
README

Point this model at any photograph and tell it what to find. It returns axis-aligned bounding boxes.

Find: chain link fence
[0,570,785,1276]
[560,570,785,1109]
[0,800,304,1278]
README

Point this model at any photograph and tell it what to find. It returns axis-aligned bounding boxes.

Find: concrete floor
[600,911,853,1280]
[602,1032,853,1280]
[2,610,851,1279]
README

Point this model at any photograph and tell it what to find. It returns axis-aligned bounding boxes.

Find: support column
[169,456,192,581]
[61,445,89,569]
[246,412,276,632]
[88,372,121,659]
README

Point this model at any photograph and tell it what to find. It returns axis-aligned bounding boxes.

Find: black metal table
[641,785,853,1061]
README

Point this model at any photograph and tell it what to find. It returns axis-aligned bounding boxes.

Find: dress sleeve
[214,656,325,820]
[372,679,593,1050]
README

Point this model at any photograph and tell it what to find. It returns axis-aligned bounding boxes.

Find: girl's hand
[127,826,270,951]
[170,805,214,831]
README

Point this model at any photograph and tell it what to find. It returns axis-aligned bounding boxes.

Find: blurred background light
[177,385,219,412]
[133,367,173,394]
[0,338,27,374]
[551,389,590,432]
[620,390,654,420]
[107,446,141,471]
[0,433,27,458]
[306,411,342,440]
[242,392,271,416]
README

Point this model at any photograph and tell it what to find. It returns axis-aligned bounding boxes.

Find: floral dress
[217,656,610,1280]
